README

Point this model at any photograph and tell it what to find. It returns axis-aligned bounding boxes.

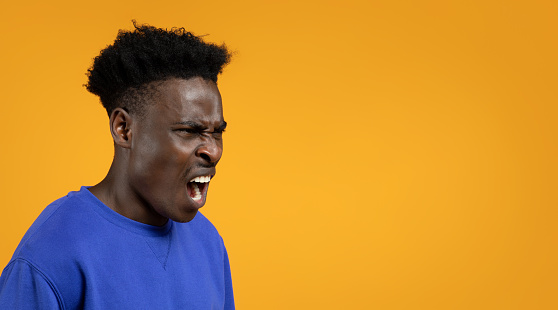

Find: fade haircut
[85,21,232,117]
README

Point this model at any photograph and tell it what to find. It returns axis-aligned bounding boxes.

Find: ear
[109,108,133,148]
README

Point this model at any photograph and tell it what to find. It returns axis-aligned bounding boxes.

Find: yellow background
[1,0,557,309]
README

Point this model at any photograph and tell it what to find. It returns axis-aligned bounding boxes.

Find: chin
[171,209,199,223]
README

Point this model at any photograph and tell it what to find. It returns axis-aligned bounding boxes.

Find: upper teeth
[191,175,211,183]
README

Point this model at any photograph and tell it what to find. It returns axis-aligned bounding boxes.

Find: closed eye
[177,128,200,134]
[173,121,226,137]
[176,128,225,138]
[212,130,224,139]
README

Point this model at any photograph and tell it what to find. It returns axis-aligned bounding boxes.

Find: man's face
[128,77,226,223]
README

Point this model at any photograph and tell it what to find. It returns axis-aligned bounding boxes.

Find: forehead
[147,77,223,123]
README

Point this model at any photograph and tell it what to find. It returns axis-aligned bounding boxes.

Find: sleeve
[0,258,63,310]
[223,248,235,310]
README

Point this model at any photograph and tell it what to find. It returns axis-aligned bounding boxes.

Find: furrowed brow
[173,121,227,132]
[217,121,228,132]
[174,121,205,130]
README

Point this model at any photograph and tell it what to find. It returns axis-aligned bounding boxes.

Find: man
[0,23,234,309]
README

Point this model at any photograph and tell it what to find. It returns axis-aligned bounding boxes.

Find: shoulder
[0,258,64,309]
[3,187,130,308]
[12,191,78,257]
[191,212,217,230]
[173,212,226,256]
[187,212,223,241]
[10,187,107,268]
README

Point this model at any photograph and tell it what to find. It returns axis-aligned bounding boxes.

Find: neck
[89,155,169,226]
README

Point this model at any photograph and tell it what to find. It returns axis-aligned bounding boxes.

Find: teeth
[190,175,211,183]
[191,182,202,201]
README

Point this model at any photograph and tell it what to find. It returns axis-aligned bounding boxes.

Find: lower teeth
[191,183,202,201]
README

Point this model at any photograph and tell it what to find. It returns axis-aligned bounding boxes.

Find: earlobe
[110,108,132,148]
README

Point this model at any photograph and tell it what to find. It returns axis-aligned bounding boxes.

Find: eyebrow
[217,121,228,131]
[173,120,227,131]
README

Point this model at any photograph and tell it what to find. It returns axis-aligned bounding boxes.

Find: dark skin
[89,77,226,226]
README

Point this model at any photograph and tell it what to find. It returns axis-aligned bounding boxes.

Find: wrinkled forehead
[150,77,224,123]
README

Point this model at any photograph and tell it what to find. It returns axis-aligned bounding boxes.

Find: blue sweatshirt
[0,187,234,309]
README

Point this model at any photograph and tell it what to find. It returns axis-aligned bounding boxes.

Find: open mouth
[187,175,212,202]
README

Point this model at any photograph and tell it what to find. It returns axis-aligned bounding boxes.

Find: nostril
[200,153,211,162]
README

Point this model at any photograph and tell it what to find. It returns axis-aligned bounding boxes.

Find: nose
[196,139,222,165]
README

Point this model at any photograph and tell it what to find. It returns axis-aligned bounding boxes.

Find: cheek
[130,137,172,178]
[138,141,194,179]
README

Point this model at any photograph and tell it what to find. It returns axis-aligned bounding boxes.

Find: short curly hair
[85,21,232,116]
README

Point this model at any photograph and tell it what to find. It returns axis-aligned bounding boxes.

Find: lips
[187,175,212,202]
